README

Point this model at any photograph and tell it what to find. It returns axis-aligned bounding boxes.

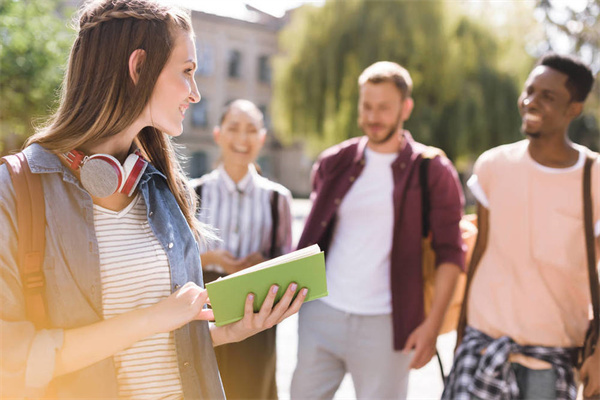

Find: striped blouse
[93,194,183,400]
[191,164,293,273]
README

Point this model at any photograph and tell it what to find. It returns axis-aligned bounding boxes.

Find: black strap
[418,156,446,383]
[583,155,599,361]
[270,190,280,259]
[420,158,431,238]
[194,183,203,209]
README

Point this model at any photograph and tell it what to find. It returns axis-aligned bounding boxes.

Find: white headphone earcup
[121,153,148,197]
[80,154,125,198]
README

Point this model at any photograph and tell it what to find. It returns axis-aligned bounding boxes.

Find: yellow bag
[419,149,477,335]
[423,215,477,335]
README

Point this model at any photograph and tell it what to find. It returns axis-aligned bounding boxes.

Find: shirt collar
[217,163,258,195]
[354,130,415,164]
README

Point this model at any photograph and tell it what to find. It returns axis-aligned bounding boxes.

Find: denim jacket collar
[24,143,167,187]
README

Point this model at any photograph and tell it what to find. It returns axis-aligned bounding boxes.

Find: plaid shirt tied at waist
[442,326,577,400]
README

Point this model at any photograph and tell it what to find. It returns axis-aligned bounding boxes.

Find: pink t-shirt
[467,140,600,355]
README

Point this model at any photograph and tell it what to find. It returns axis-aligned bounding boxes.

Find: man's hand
[580,348,600,398]
[201,249,245,274]
[402,319,438,369]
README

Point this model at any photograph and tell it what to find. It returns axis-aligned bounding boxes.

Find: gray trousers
[290,300,413,399]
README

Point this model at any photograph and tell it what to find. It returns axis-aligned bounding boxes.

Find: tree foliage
[273,0,532,161]
[0,0,73,154]
[536,0,600,151]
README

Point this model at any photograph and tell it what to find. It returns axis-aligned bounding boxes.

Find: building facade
[176,4,312,197]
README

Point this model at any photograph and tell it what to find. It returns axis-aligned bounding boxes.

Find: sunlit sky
[171,0,325,18]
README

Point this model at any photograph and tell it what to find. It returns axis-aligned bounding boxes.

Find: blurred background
[1,2,598,398]
[1,0,599,200]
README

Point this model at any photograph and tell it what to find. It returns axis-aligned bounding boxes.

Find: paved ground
[275,199,457,399]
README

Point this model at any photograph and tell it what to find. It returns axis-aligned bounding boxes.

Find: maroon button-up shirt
[297,132,465,350]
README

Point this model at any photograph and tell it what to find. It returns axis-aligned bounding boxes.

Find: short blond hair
[358,61,413,99]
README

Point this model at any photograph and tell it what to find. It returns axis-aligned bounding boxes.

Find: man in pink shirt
[443,54,600,400]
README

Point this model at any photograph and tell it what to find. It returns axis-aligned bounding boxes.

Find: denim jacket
[0,144,224,399]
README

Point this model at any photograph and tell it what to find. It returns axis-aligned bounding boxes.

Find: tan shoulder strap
[1,153,48,328]
[582,155,599,357]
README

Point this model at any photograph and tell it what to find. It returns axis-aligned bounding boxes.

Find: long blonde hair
[27,0,208,242]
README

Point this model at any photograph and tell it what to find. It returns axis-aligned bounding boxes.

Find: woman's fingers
[276,287,308,324]
[239,283,309,331]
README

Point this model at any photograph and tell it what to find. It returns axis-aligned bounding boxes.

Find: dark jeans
[472,363,557,400]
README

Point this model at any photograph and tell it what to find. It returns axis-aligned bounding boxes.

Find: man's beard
[363,113,403,145]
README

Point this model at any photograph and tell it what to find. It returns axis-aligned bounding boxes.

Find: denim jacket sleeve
[0,164,64,395]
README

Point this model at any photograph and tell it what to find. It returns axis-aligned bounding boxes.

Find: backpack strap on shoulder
[270,189,280,259]
[194,181,203,209]
[419,146,446,237]
[1,153,49,328]
[579,154,599,367]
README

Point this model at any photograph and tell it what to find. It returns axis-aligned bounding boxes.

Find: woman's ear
[129,49,147,84]
[259,128,267,145]
[212,126,221,144]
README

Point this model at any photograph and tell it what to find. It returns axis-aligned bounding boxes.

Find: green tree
[536,0,600,151]
[0,0,73,154]
[273,0,531,160]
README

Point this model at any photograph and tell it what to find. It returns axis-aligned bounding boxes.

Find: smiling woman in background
[191,100,294,400]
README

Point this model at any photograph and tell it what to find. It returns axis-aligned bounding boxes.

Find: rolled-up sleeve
[427,156,466,271]
[0,165,64,394]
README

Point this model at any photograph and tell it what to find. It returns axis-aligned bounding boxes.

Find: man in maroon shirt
[290,61,465,399]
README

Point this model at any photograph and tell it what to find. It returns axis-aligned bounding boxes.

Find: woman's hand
[149,282,214,334]
[210,282,308,346]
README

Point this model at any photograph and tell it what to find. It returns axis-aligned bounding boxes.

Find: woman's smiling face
[144,30,200,136]
[214,104,266,167]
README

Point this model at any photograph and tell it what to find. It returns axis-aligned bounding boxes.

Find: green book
[205,244,328,326]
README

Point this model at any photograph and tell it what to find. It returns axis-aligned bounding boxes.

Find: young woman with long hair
[0,1,306,398]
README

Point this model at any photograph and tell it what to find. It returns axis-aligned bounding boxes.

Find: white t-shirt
[321,147,397,315]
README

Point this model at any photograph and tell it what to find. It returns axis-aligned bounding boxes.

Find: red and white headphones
[63,149,148,198]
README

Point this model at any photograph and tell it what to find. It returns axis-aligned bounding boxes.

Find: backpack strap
[420,158,432,238]
[580,155,599,366]
[270,190,280,259]
[1,153,48,329]
[419,146,446,237]
[418,152,446,383]
[194,182,203,209]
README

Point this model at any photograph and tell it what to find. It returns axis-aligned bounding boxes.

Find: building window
[228,50,242,78]
[196,41,214,76]
[190,151,208,179]
[258,55,271,83]
[258,104,271,129]
[191,98,209,127]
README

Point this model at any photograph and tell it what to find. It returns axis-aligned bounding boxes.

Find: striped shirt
[93,194,183,400]
[191,164,293,273]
